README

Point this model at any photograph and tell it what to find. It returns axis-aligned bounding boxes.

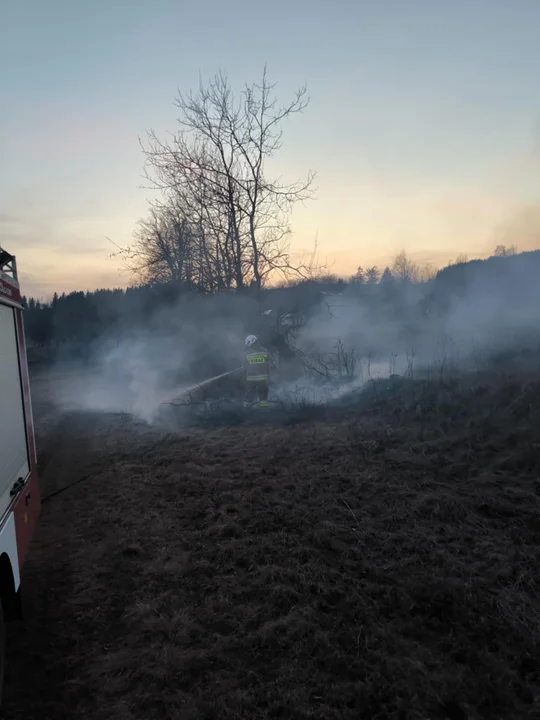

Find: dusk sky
[2,0,540,298]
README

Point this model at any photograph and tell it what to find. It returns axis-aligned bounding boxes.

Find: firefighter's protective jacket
[244,346,270,382]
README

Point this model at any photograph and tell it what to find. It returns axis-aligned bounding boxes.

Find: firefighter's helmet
[245,334,258,347]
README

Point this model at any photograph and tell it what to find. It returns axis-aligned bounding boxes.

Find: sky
[1,0,540,299]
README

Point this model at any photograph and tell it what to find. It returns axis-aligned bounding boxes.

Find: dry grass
[3,370,540,719]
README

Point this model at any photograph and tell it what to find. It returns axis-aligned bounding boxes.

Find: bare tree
[493,244,518,258]
[392,250,435,284]
[448,253,469,266]
[138,68,316,292]
[112,203,206,290]
[392,250,420,284]
[417,262,437,282]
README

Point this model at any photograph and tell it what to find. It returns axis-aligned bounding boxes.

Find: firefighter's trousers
[244,379,269,408]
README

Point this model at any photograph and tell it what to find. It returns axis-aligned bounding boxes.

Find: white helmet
[245,334,258,347]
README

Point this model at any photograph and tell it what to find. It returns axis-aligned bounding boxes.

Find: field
[3,366,540,719]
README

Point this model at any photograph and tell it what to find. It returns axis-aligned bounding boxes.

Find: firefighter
[243,334,272,408]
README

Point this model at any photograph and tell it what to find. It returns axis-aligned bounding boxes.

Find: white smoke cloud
[43,250,540,423]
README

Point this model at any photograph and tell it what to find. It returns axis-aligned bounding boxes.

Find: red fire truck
[0,248,40,701]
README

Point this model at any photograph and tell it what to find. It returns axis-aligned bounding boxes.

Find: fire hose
[161,366,244,406]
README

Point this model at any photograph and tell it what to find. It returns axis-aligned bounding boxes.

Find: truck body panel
[0,252,40,594]
[0,303,30,520]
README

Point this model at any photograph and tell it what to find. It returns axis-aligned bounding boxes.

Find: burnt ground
[3,369,540,719]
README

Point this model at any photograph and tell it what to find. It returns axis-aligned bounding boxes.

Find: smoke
[45,249,540,423]
[288,250,540,394]
[434,252,540,355]
[51,293,257,423]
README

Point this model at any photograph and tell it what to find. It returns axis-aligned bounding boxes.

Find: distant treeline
[22,245,532,356]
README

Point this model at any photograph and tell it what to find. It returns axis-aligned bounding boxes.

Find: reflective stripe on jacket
[245,347,270,381]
